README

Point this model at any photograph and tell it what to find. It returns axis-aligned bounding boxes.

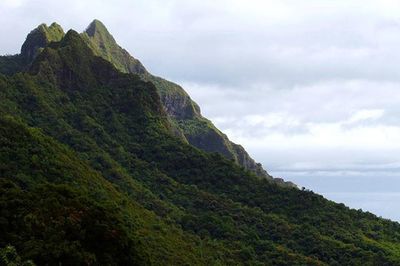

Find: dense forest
[0,22,400,265]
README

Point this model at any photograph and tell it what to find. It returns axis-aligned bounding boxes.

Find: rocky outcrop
[148,76,201,120]
[231,143,270,177]
[21,23,64,63]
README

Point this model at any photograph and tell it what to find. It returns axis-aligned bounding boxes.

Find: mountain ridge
[80,19,292,185]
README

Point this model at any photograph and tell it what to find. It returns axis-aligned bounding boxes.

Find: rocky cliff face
[151,77,201,120]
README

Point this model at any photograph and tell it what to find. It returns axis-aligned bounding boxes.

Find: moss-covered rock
[20,22,65,63]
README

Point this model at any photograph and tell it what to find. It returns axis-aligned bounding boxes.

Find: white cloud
[181,78,400,179]
[346,109,385,124]
[0,0,26,8]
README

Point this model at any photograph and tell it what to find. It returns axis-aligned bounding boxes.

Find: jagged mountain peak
[20,22,65,63]
[85,19,111,38]
[82,19,147,74]
[33,22,64,34]
[30,28,126,92]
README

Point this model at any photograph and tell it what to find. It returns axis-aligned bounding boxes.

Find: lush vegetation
[0,245,35,266]
[0,55,24,75]
[0,24,400,265]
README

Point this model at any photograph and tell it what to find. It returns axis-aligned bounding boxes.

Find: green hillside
[0,23,400,265]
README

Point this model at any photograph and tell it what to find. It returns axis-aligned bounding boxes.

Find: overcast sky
[2,0,400,219]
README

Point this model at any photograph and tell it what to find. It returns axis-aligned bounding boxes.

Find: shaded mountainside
[1,23,400,265]
[0,116,221,265]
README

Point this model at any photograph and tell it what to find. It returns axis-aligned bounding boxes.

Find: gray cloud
[3,1,400,88]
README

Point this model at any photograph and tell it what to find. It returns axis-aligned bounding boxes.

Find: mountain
[8,19,294,186]
[2,20,292,186]
[1,22,400,265]
[80,19,288,183]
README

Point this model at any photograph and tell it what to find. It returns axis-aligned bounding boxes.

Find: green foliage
[1,23,400,265]
[0,55,24,76]
[0,179,145,265]
[0,245,35,266]
[0,117,223,265]
[178,116,220,136]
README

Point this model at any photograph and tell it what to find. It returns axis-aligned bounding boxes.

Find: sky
[2,0,400,220]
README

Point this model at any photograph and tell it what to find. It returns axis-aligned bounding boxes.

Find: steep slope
[0,117,149,265]
[0,117,225,265]
[81,19,282,182]
[1,24,400,265]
